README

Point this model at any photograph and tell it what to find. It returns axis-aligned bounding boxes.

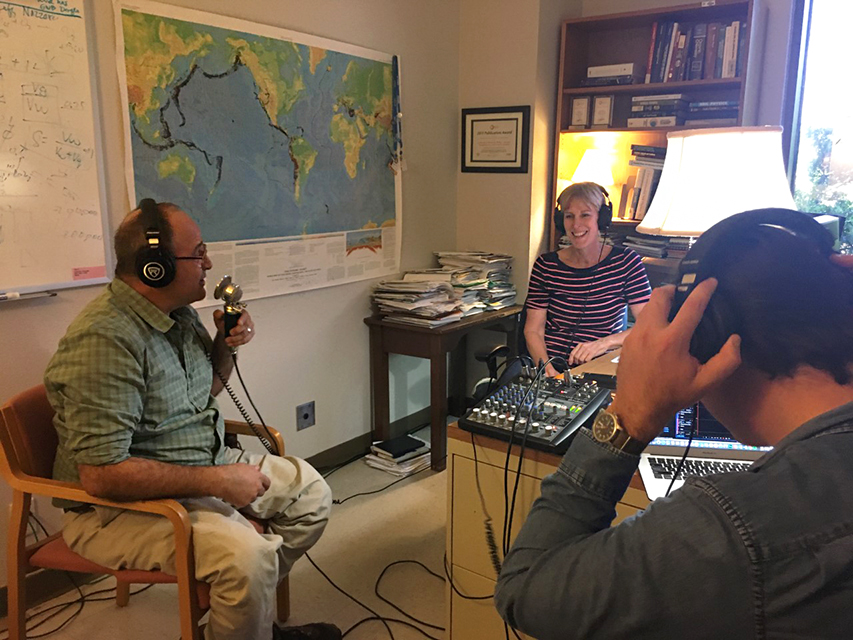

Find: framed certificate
[461,106,530,173]
[592,95,614,127]
[570,97,591,129]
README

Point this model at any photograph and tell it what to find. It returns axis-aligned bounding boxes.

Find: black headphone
[670,208,835,363]
[135,198,176,288]
[553,184,613,237]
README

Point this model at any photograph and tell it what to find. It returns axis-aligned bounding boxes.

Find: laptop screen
[649,403,772,453]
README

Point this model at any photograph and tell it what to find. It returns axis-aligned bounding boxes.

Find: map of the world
[117,2,400,300]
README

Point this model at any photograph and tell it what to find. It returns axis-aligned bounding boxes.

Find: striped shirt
[45,279,226,507]
[526,247,651,359]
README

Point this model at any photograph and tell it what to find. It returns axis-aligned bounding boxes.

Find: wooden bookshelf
[551,0,765,242]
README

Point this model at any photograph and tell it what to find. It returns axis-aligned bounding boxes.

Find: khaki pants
[62,448,332,640]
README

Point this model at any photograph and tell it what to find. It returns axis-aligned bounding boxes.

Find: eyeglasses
[175,244,208,261]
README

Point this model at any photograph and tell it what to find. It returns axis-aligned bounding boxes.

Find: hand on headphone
[213,308,256,349]
[608,279,742,444]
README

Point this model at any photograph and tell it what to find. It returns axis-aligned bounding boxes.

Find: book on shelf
[632,93,691,103]
[579,74,640,87]
[668,26,691,83]
[644,21,658,84]
[705,23,721,78]
[662,21,680,83]
[684,117,739,126]
[736,21,747,77]
[629,158,665,169]
[689,100,738,108]
[631,104,687,115]
[624,241,668,258]
[630,144,667,155]
[688,23,707,80]
[715,24,726,78]
[588,62,635,77]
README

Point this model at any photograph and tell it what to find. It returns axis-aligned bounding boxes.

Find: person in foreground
[495,208,853,639]
[525,182,650,375]
[45,200,337,640]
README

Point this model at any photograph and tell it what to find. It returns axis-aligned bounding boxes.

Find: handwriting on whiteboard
[0,0,107,290]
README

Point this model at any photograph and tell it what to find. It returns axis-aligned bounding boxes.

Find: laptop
[638,403,772,501]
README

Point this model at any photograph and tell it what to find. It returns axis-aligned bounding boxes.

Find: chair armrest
[11,474,191,532]
[224,420,285,457]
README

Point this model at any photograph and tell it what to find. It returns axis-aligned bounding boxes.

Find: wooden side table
[364,305,522,471]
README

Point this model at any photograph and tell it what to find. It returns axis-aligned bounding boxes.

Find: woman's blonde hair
[557,182,605,212]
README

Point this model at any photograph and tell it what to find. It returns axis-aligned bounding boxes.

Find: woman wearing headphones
[525,182,652,376]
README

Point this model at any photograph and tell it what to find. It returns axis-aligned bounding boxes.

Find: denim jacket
[495,401,853,640]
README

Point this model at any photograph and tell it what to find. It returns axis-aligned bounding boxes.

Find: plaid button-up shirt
[45,279,226,506]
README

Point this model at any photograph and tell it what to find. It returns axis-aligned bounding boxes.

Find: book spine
[684,117,738,125]
[579,75,638,86]
[588,62,634,77]
[705,23,719,79]
[645,21,658,84]
[627,115,679,128]
[630,102,686,112]
[634,168,657,221]
[651,21,669,83]
[736,20,746,77]
[689,100,738,108]
[715,25,726,79]
[664,24,680,82]
[689,23,707,80]
[722,23,737,78]
[632,93,688,102]
[670,29,689,82]
[629,168,648,219]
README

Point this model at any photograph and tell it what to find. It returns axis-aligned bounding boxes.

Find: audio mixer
[459,373,612,453]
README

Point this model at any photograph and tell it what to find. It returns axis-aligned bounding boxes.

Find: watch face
[593,411,616,441]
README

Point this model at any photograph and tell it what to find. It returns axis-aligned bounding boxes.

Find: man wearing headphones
[525,182,651,376]
[44,201,337,640]
[496,209,853,639]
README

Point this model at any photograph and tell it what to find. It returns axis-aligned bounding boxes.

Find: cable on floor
[332,464,434,505]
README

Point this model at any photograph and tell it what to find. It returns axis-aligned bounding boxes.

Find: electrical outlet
[296,401,315,431]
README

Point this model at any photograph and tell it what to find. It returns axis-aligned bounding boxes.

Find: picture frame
[461,105,531,173]
[569,96,591,129]
[592,95,614,127]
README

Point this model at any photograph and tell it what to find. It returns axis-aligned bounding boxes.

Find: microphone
[213,275,246,350]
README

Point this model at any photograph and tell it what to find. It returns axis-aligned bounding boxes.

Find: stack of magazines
[364,434,431,477]
[372,280,464,327]
[434,251,517,310]
[402,268,488,317]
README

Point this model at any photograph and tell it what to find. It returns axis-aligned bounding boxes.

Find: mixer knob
[489,411,498,424]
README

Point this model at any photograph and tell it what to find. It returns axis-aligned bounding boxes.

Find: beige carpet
[0,458,448,640]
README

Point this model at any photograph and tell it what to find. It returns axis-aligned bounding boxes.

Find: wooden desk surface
[364,304,522,335]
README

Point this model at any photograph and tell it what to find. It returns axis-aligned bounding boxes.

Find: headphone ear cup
[689,291,737,364]
[553,206,566,236]
[136,246,176,288]
[598,200,613,232]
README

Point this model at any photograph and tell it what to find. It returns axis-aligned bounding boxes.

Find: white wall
[0,0,459,583]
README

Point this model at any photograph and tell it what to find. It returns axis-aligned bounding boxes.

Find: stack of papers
[435,251,517,311]
[364,434,431,477]
[372,280,464,327]
[403,269,488,317]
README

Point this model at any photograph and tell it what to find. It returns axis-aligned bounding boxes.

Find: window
[789,0,853,242]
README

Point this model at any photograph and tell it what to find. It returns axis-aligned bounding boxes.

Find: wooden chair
[0,385,290,640]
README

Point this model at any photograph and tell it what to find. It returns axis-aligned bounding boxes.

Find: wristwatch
[591,408,646,454]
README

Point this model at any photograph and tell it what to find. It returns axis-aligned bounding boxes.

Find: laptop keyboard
[648,456,750,480]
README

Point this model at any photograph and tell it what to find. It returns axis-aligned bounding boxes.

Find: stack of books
[627,144,666,221]
[372,280,464,328]
[628,94,689,128]
[645,20,746,84]
[685,100,739,126]
[364,434,431,477]
[623,234,668,258]
[434,252,517,311]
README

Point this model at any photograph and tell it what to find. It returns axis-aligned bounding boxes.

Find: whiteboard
[0,0,110,294]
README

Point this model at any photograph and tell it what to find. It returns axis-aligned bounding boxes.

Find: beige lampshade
[570,148,616,186]
[637,126,796,236]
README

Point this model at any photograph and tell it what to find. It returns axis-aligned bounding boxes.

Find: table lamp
[637,126,796,237]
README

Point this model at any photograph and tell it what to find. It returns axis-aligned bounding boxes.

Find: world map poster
[115,1,401,302]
